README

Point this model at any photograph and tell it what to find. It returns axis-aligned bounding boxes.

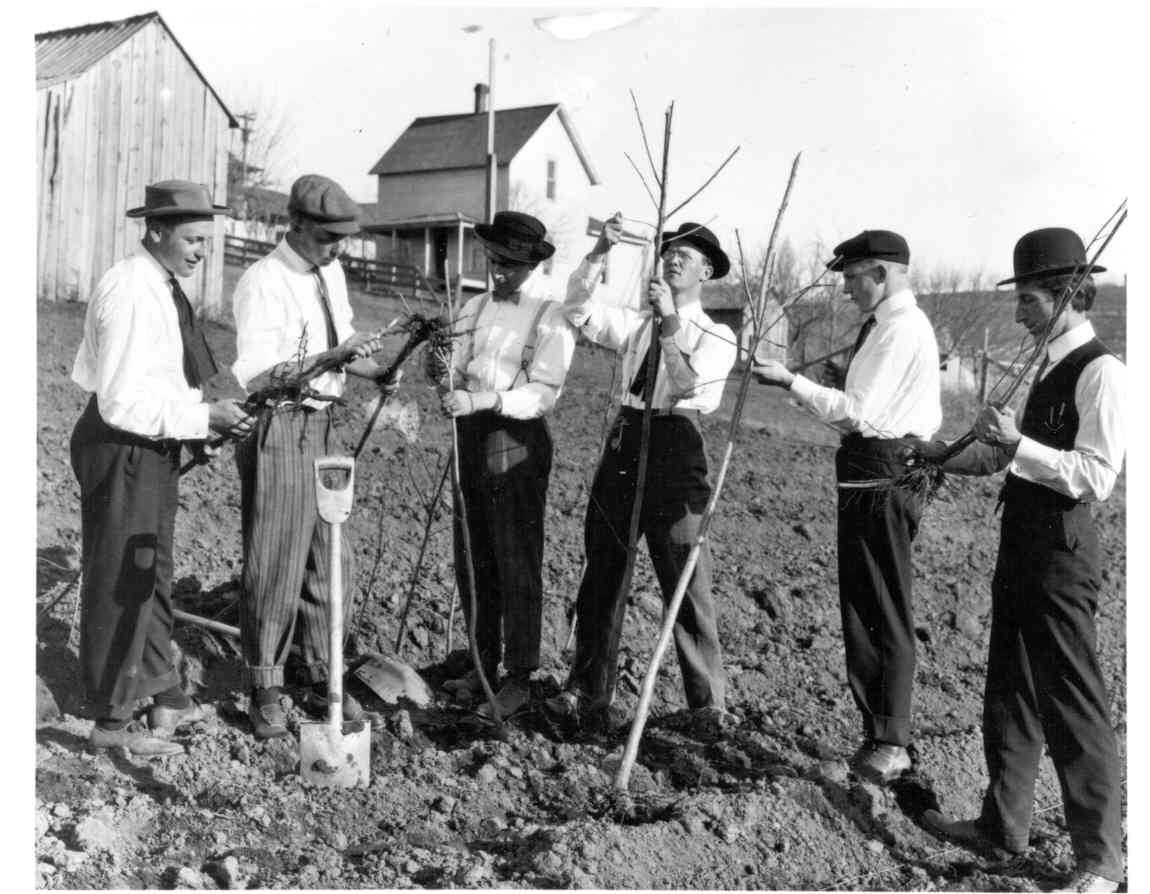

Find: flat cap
[288,174,361,235]
[827,230,909,271]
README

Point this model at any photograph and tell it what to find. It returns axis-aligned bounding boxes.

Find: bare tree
[224,86,295,195]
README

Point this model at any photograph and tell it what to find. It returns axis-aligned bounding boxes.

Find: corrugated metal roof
[368,104,599,184]
[35,11,237,127]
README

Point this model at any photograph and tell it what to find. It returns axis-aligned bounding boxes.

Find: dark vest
[1000,337,1112,511]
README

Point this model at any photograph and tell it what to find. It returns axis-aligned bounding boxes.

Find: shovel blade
[352,653,433,708]
[299,719,371,788]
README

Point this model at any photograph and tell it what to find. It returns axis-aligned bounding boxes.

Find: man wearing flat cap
[921,228,1125,893]
[71,180,256,756]
[548,213,736,724]
[755,230,941,782]
[426,210,576,718]
[231,173,390,739]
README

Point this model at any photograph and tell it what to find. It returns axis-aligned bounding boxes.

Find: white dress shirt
[231,238,355,400]
[565,256,736,415]
[789,288,941,439]
[451,291,576,420]
[1010,320,1125,502]
[71,247,210,440]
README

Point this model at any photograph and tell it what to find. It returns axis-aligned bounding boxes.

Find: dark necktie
[845,315,877,373]
[168,278,219,389]
[628,317,663,398]
[311,266,339,351]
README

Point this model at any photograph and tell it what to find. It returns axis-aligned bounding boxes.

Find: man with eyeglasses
[426,210,576,718]
[548,213,736,727]
[754,230,941,783]
[231,174,391,740]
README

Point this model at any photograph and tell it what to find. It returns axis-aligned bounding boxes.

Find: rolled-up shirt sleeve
[93,285,210,440]
[500,303,577,419]
[1010,355,1126,501]
[564,255,639,352]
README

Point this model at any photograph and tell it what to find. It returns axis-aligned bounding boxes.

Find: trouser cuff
[246,665,285,689]
[869,712,911,747]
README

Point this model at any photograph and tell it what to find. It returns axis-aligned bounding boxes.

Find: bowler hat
[475,211,555,264]
[126,180,230,218]
[826,230,910,271]
[288,174,362,236]
[996,227,1105,286]
[659,222,730,279]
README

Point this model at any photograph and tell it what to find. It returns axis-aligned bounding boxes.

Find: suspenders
[470,292,554,389]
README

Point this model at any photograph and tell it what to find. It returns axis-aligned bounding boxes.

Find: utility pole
[236,111,256,189]
[485,38,497,225]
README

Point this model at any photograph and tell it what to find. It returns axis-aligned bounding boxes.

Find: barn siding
[36,17,233,317]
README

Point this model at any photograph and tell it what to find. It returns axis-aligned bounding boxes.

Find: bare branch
[666,145,741,220]
[629,88,662,187]
[624,152,659,211]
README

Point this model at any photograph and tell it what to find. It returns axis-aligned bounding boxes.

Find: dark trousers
[454,414,552,675]
[978,499,1123,882]
[835,436,922,746]
[69,396,183,720]
[568,408,725,710]
[235,408,353,689]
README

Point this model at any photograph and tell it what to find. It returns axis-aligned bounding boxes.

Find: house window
[545,159,557,200]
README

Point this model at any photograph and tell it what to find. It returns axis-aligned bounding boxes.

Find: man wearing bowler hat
[427,210,576,718]
[548,214,736,724]
[71,180,256,756]
[755,230,941,782]
[921,228,1125,893]
[231,174,390,739]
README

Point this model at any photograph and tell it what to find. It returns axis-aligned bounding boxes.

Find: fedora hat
[826,230,909,271]
[997,227,1106,286]
[126,180,230,218]
[288,174,362,236]
[475,211,555,264]
[659,222,730,279]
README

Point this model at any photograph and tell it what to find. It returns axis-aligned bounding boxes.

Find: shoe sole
[854,762,911,785]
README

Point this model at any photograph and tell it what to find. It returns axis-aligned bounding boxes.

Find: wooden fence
[223,235,435,304]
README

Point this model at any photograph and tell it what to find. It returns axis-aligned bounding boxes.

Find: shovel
[300,456,371,788]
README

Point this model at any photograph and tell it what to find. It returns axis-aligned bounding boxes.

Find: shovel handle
[328,519,344,730]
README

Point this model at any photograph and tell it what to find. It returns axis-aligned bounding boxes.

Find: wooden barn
[36,11,237,315]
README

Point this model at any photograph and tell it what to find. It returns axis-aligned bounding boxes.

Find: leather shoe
[478,674,531,719]
[443,667,493,697]
[851,742,911,784]
[544,690,583,719]
[248,692,292,739]
[1055,870,1120,893]
[148,700,206,734]
[89,721,185,757]
[921,810,1023,858]
[299,687,365,723]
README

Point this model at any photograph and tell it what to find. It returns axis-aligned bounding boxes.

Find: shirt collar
[137,243,177,287]
[873,287,916,323]
[1047,320,1095,366]
[276,236,317,274]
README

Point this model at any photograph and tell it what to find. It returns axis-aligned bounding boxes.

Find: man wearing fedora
[754,231,941,783]
[70,180,256,756]
[920,228,1125,893]
[548,213,736,723]
[426,210,576,718]
[231,173,389,739]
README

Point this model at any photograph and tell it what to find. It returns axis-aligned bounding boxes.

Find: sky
[21,2,1137,284]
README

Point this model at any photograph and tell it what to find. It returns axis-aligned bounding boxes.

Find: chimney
[474,83,489,114]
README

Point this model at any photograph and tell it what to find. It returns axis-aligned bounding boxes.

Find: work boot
[299,685,366,723]
[851,741,912,784]
[544,689,583,719]
[921,810,1024,858]
[443,666,494,698]
[148,699,206,734]
[248,688,292,740]
[478,673,531,719]
[89,720,185,757]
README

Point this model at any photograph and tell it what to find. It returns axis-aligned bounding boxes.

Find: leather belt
[621,405,700,422]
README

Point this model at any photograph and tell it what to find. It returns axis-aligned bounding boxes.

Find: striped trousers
[235,407,354,689]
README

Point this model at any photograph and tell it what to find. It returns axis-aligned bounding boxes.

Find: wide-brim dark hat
[659,222,730,279]
[826,229,909,271]
[997,227,1106,286]
[126,180,230,218]
[475,211,555,264]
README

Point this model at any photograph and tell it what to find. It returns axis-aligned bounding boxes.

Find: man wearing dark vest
[923,228,1125,893]
[71,180,255,756]
[754,230,941,783]
[231,174,388,739]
